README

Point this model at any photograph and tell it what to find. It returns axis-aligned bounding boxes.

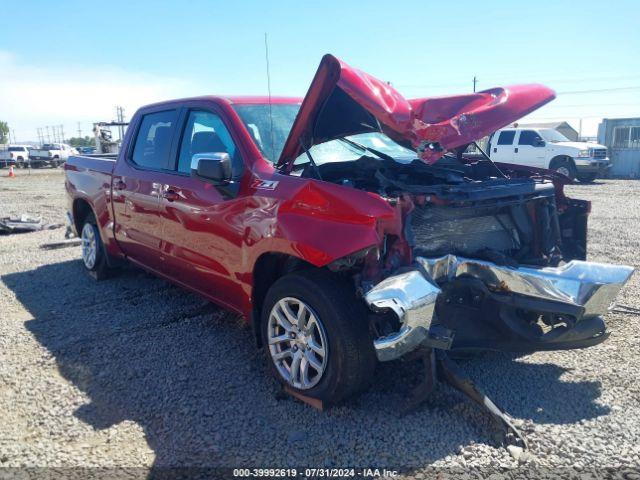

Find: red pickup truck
[65,55,633,406]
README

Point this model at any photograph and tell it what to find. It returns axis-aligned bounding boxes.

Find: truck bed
[67,154,117,167]
[64,155,118,241]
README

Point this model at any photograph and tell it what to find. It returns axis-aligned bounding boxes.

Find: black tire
[261,269,376,404]
[550,157,577,181]
[80,212,111,280]
[577,172,597,183]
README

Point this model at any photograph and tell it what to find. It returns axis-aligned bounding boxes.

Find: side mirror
[534,139,546,147]
[191,152,232,185]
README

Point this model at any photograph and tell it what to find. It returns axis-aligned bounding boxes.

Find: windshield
[294,132,416,166]
[232,104,301,162]
[538,129,570,143]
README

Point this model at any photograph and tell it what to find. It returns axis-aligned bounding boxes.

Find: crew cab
[0,145,30,167]
[65,55,632,405]
[30,143,76,167]
[487,127,609,182]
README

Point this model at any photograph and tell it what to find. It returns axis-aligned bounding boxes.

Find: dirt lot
[1,168,639,476]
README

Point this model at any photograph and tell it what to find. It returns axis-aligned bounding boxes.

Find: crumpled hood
[277,54,556,168]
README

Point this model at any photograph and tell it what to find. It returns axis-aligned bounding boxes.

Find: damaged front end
[275,54,634,360]
[278,54,634,446]
[365,255,633,362]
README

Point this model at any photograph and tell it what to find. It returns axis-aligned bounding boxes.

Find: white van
[487,127,609,183]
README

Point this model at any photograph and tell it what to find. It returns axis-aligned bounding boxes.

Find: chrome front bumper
[574,158,610,171]
[365,256,634,361]
[365,270,441,362]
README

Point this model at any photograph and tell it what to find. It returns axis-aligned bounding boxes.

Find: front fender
[245,179,402,269]
[277,180,400,266]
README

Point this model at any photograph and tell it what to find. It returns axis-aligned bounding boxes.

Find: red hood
[277,54,555,168]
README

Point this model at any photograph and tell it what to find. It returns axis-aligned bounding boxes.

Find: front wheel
[261,269,376,404]
[550,158,577,181]
[577,172,597,183]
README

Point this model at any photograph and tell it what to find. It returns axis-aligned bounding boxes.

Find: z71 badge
[252,179,279,190]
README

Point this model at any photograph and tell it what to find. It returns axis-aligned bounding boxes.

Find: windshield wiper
[339,137,396,162]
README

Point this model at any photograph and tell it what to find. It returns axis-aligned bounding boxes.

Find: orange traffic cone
[8,165,15,178]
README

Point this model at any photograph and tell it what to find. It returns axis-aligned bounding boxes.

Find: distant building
[515,121,579,141]
[598,118,640,177]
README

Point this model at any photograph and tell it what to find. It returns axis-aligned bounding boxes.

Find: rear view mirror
[191,152,232,185]
[534,139,546,147]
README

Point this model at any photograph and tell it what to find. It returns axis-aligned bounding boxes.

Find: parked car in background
[29,143,77,168]
[0,145,30,167]
[487,127,609,182]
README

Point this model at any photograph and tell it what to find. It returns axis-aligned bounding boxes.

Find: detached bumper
[365,256,633,361]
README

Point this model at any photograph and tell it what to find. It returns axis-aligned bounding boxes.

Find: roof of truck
[140,95,302,110]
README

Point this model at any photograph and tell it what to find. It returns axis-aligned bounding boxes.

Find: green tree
[0,121,9,144]
[67,136,96,148]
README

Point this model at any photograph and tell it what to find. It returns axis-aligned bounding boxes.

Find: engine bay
[296,154,574,267]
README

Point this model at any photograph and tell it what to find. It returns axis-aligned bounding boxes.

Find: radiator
[410,205,520,257]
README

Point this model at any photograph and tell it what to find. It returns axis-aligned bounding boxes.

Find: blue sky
[1,0,639,141]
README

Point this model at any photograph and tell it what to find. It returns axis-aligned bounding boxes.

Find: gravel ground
[1,168,639,477]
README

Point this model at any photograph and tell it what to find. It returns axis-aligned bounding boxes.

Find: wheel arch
[549,154,575,169]
[72,197,95,234]
[250,252,316,347]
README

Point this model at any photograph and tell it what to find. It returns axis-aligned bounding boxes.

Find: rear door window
[131,110,178,170]
[497,131,516,145]
[518,130,543,146]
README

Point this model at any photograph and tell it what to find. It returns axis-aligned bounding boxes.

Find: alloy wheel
[267,297,328,390]
[81,223,97,270]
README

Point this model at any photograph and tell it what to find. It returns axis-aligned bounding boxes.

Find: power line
[542,102,640,109]
[558,86,640,95]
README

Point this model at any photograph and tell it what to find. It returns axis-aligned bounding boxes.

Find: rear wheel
[80,213,111,280]
[550,157,577,181]
[577,172,597,183]
[261,269,376,404]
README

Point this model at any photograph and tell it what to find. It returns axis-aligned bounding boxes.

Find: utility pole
[77,122,82,139]
[60,124,65,143]
[473,75,478,93]
[579,118,583,140]
[12,129,16,144]
[116,106,125,140]
[46,126,51,143]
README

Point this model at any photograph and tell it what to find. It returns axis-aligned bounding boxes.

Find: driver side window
[177,110,240,175]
